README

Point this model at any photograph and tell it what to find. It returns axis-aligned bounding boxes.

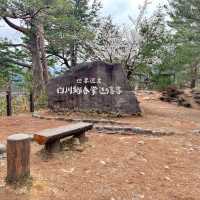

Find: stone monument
[47,61,141,115]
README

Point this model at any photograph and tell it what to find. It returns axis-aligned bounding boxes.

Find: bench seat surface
[34,122,93,145]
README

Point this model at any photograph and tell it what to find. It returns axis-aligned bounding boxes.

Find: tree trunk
[191,79,196,89]
[37,22,48,84]
[70,43,78,67]
[190,61,198,89]
[6,82,12,116]
[30,32,45,97]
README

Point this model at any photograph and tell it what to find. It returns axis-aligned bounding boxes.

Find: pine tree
[168,0,200,88]
[0,0,72,96]
[46,0,101,68]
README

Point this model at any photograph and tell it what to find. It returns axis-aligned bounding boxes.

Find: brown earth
[0,91,200,200]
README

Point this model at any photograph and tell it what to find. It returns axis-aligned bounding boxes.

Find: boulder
[47,61,141,115]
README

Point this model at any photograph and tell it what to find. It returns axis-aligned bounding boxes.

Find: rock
[164,176,171,181]
[140,158,148,162]
[137,140,145,145]
[133,193,145,199]
[180,101,192,108]
[47,61,141,115]
[164,165,170,170]
[0,144,6,154]
[189,147,194,151]
[193,129,200,134]
[192,90,200,105]
[100,160,106,165]
[74,146,84,152]
[160,86,191,108]
[73,138,81,146]
[61,168,74,173]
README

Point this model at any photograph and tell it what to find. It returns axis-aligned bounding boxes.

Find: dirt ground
[1,92,200,200]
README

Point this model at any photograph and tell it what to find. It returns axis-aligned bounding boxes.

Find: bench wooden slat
[34,122,93,145]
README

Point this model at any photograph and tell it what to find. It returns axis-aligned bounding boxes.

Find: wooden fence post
[6,91,12,116]
[6,134,31,184]
[30,92,35,113]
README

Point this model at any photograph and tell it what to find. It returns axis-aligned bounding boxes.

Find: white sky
[0,0,167,42]
[101,0,167,23]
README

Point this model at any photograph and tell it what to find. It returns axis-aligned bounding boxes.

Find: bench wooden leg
[45,140,61,153]
[75,132,87,143]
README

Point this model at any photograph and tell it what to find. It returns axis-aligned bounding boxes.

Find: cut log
[6,134,30,184]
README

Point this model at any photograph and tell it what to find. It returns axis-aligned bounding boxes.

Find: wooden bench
[34,122,93,153]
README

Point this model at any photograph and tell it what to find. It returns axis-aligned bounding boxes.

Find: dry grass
[0,95,29,116]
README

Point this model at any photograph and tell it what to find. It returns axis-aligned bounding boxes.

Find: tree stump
[6,134,31,184]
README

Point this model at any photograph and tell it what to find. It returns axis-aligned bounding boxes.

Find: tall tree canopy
[168,0,200,88]
[0,0,101,96]
[46,0,101,69]
[0,0,72,96]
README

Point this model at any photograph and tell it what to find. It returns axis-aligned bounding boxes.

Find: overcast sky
[101,0,167,23]
[0,0,167,42]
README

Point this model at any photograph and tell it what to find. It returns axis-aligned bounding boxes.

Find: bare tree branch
[32,6,50,18]
[3,17,29,34]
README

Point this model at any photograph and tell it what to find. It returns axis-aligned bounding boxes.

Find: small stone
[140,158,148,162]
[193,130,200,134]
[164,176,171,181]
[74,146,84,152]
[139,172,145,176]
[100,160,106,165]
[189,148,194,151]
[133,193,145,199]
[152,131,162,135]
[0,144,6,154]
[126,179,134,184]
[61,168,74,173]
[164,165,170,170]
[137,140,145,145]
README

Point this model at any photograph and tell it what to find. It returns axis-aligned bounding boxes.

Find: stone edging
[32,112,132,125]
[32,112,175,137]
[95,125,174,136]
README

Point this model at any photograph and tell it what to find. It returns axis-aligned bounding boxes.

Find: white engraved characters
[57,77,122,96]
